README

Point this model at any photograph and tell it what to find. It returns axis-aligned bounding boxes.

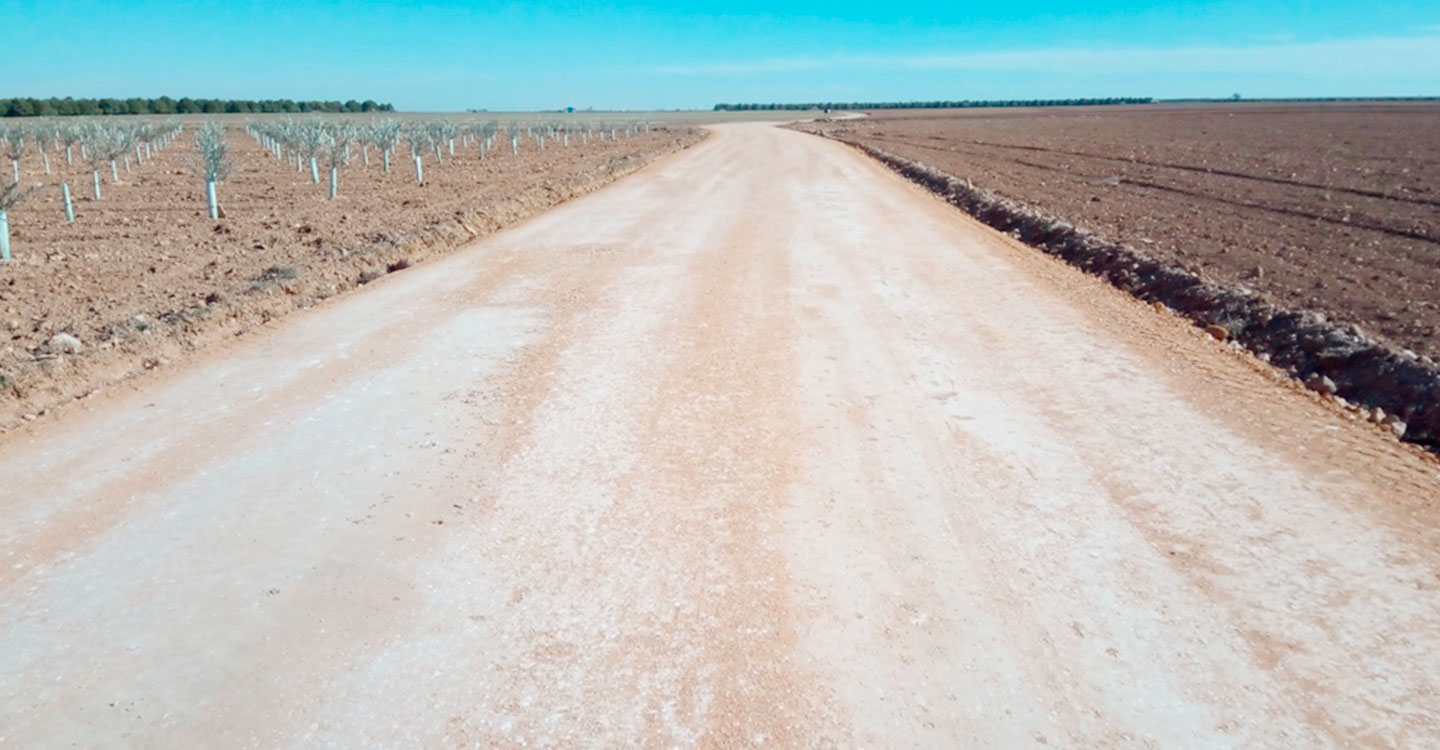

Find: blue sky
[2,0,1437,110]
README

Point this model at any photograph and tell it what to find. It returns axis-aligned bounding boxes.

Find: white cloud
[652,33,1440,79]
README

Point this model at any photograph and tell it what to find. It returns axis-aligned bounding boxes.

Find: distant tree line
[1,97,395,117]
[1160,96,1440,103]
[713,98,1154,111]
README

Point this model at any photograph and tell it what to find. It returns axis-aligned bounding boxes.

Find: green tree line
[714,98,1154,111]
[2,97,395,117]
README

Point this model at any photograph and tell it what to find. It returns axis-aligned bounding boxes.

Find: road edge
[805,132,1440,449]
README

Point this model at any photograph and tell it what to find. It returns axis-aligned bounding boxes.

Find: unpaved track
[2,124,1439,748]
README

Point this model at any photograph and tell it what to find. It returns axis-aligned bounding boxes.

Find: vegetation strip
[828,137,1440,448]
[2,97,395,117]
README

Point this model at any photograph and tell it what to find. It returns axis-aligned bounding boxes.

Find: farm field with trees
[0,115,698,423]
[1,97,395,116]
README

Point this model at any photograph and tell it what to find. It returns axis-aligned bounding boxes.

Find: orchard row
[0,115,656,260]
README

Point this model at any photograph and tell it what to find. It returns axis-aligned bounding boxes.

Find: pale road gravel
[1,123,1439,749]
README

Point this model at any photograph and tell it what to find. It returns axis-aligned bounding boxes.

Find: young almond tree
[1,179,38,262]
[369,120,401,173]
[80,125,111,199]
[323,124,353,199]
[58,124,82,166]
[440,120,458,157]
[195,122,232,220]
[424,123,447,164]
[107,126,135,182]
[467,123,488,159]
[298,121,327,184]
[275,119,304,172]
[486,120,500,154]
[3,126,27,184]
[407,126,429,183]
[34,119,58,174]
[132,123,153,164]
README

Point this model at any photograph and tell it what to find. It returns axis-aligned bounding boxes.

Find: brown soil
[0,123,701,426]
[795,103,1440,361]
[833,141,1440,445]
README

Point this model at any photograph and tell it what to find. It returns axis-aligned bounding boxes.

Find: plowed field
[797,103,1440,360]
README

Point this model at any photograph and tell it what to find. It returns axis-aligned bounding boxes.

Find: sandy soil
[1,123,1438,748]
[795,103,1440,361]
[0,122,700,427]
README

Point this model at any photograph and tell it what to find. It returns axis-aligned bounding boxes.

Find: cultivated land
[2,123,1439,747]
[795,103,1440,360]
[0,118,701,425]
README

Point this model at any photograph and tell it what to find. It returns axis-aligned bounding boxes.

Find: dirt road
[2,124,1438,748]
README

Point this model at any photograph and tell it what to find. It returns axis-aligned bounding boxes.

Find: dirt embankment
[795,105,1440,446]
[0,125,703,427]
[796,104,1440,359]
